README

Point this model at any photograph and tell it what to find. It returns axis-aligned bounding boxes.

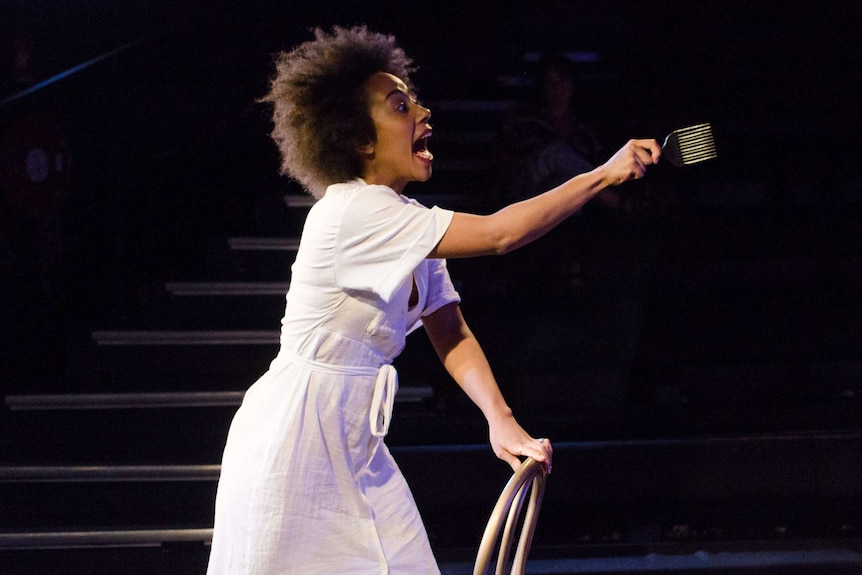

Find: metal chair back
[474,458,547,575]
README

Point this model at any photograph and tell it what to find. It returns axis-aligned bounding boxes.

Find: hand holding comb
[661,123,717,166]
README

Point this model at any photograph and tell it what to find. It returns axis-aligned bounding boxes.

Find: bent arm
[422,302,552,471]
[430,138,660,259]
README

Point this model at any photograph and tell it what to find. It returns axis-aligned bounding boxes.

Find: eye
[395,99,409,113]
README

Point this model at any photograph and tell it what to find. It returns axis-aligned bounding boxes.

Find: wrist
[485,404,514,425]
[592,165,614,189]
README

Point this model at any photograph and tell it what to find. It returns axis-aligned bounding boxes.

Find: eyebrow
[385,87,418,102]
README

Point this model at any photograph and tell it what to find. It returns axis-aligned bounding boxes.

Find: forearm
[423,303,553,471]
[431,164,617,260]
[430,139,659,260]
[488,166,608,254]
[440,332,513,422]
[423,303,512,421]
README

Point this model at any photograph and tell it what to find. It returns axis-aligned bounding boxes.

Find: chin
[417,167,433,182]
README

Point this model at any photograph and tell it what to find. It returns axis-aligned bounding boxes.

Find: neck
[361,172,406,195]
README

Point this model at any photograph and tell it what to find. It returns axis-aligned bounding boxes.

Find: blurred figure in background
[488,51,657,414]
[495,51,608,207]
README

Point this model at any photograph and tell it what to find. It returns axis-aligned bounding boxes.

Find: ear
[358,142,374,157]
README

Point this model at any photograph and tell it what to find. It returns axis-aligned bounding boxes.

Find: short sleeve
[334,185,454,303]
[422,258,460,317]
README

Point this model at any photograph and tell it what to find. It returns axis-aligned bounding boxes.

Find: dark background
[3,0,860,411]
[2,1,862,572]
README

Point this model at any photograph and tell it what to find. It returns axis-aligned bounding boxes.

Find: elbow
[484,218,521,256]
[493,239,518,256]
[494,229,531,255]
[481,205,548,255]
[486,233,517,256]
[449,212,527,257]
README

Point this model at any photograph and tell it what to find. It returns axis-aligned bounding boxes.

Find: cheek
[378,129,410,155]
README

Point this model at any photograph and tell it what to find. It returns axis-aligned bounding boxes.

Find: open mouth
[413,132,433,161]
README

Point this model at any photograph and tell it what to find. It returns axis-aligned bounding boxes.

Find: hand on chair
[487,412,553,474]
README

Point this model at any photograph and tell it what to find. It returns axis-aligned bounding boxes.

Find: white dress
[207,180,460,574]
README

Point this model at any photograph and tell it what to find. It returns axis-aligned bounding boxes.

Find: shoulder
[325,179,402,202]
[310,180,396,217]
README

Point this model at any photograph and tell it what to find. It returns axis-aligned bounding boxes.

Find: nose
[416,103,431,123]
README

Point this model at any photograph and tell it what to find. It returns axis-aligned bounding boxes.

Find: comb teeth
[663,122,717,166]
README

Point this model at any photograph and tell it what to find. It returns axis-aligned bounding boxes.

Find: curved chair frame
[474,457,547,575]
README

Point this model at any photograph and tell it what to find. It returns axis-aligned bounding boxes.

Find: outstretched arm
[430,139,661,259]
[422,302,553,472]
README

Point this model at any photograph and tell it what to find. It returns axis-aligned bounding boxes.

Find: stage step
[5,388,432,411]
[1,435,860,557]
[227,237,300,251]
[204,237,299,281]
[0,388,435,465]
[92,329,278,345]
[1,537,860,575]
[5,392,246,410]
[164,281,290,296]
[0,544,210,575]
[0,465,219,483]
[0,528,213,550]
[118,285,288,329]
[83,326,450,394]
[79,329,278,391]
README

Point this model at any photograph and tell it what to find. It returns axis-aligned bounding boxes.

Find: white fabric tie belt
[281,351,399,460]
[368,364,398,439]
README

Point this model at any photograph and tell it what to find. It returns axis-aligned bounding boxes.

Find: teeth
[413,133,432,161]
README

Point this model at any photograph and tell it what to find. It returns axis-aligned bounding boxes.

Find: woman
[207,25,660,574]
